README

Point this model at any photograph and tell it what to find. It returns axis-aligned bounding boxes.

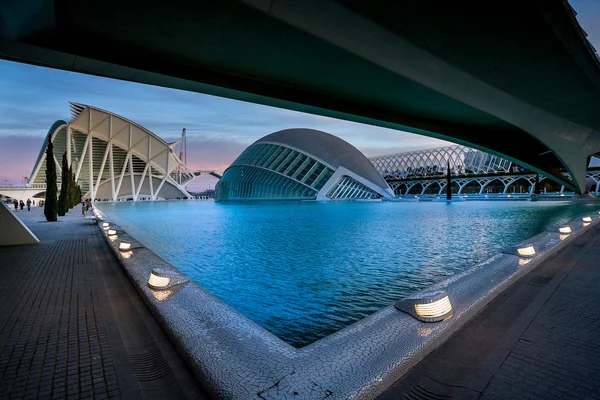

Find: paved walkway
[0,206,208,399]
[380,224,600,399]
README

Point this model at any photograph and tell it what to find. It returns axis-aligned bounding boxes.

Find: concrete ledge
[0,202,39,246]
[95,206,600,399]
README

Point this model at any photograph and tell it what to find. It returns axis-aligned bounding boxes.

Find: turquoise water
[98,200,598,347]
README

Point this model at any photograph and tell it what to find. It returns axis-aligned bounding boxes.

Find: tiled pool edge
[93,207,600,399]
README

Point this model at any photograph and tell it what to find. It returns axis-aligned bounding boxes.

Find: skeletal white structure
[369,145,600,195]
[22,103,210,201]
[369,145,514,180]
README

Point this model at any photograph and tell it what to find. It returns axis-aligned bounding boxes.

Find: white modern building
[215,128,394,201]
[15,103,211,202]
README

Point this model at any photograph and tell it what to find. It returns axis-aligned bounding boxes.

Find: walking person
[82,200,86,216]
[26,199,31,211]
[13,199,18,211]
[19,200,24,210]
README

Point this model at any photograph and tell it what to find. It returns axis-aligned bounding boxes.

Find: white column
[148,139,154,200]
[108,116,116,201]
[75,135,89,182]
[88,111,94,200]
[66,125,71,167]
[129,124,135,200]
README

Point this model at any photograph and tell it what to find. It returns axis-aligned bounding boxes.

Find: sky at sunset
[0,0,598,191]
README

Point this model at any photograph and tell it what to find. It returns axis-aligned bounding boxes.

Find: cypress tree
[44,141,58,222]
[58,152,69,216]
[446,160,452,201]
[534,173,540,195]
[67,166,74,208]
[69,166,77,208]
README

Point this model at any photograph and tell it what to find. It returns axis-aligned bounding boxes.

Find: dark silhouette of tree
[58,152,69,216]
[534,173,540,195]
[68,165,75,208]
[44,141,58,222]
[446,160,452,201]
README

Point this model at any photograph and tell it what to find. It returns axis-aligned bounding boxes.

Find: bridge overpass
[0,184,54,203]
[2,1,600,192]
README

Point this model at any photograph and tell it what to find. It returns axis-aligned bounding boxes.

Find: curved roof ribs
[29,104,195,201]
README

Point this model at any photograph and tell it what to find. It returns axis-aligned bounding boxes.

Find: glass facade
[215,143,334,201]
[326,176,379,199]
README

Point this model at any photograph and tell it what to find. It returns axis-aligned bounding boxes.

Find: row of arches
[389,175,562,196]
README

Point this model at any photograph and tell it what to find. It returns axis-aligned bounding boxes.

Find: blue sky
[0,0,598,190]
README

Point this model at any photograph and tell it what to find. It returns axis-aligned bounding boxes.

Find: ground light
[119,242,131,250]
[148,270,170,289]
[517,245,536,257]
[102,222,109,228]
[582,216,592,223]
[147,268,190,292]
[395,290,453,322]
[107,229,116,235]
[559,226,572,234]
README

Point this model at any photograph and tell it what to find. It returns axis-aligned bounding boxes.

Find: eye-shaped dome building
[215,129,394,201]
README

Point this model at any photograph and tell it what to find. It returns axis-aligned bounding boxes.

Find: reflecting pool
[98,200,598,347]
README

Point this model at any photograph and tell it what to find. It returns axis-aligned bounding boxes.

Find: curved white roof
[255,128,389,189]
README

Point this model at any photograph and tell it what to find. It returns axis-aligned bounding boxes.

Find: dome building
[215,129,394,201]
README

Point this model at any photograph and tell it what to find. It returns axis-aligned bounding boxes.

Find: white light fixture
[517,245,536,257]
[395,290,453,322]
[119,242,131,250]
[147,268,189,291]
[560,193,565,197]
[148,271,170,289]
[583,216,592,223]
[559,226,572,234]
[107,229,116,235]
[108,235,118,241]
[121,250,133,259]
[102,222,109,228]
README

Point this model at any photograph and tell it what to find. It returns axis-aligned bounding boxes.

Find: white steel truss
[28,103,208,201]
[369,145,514,180]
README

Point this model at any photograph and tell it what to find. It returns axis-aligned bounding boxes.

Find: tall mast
[179,128,186,164]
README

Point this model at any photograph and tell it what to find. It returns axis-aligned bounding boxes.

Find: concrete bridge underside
[2,1,600,192]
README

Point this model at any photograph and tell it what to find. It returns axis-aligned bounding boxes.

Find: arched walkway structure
[374,144,600,196]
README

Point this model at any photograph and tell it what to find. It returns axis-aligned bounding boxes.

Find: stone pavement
[379,224,600,400]
[0,206,208,399]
